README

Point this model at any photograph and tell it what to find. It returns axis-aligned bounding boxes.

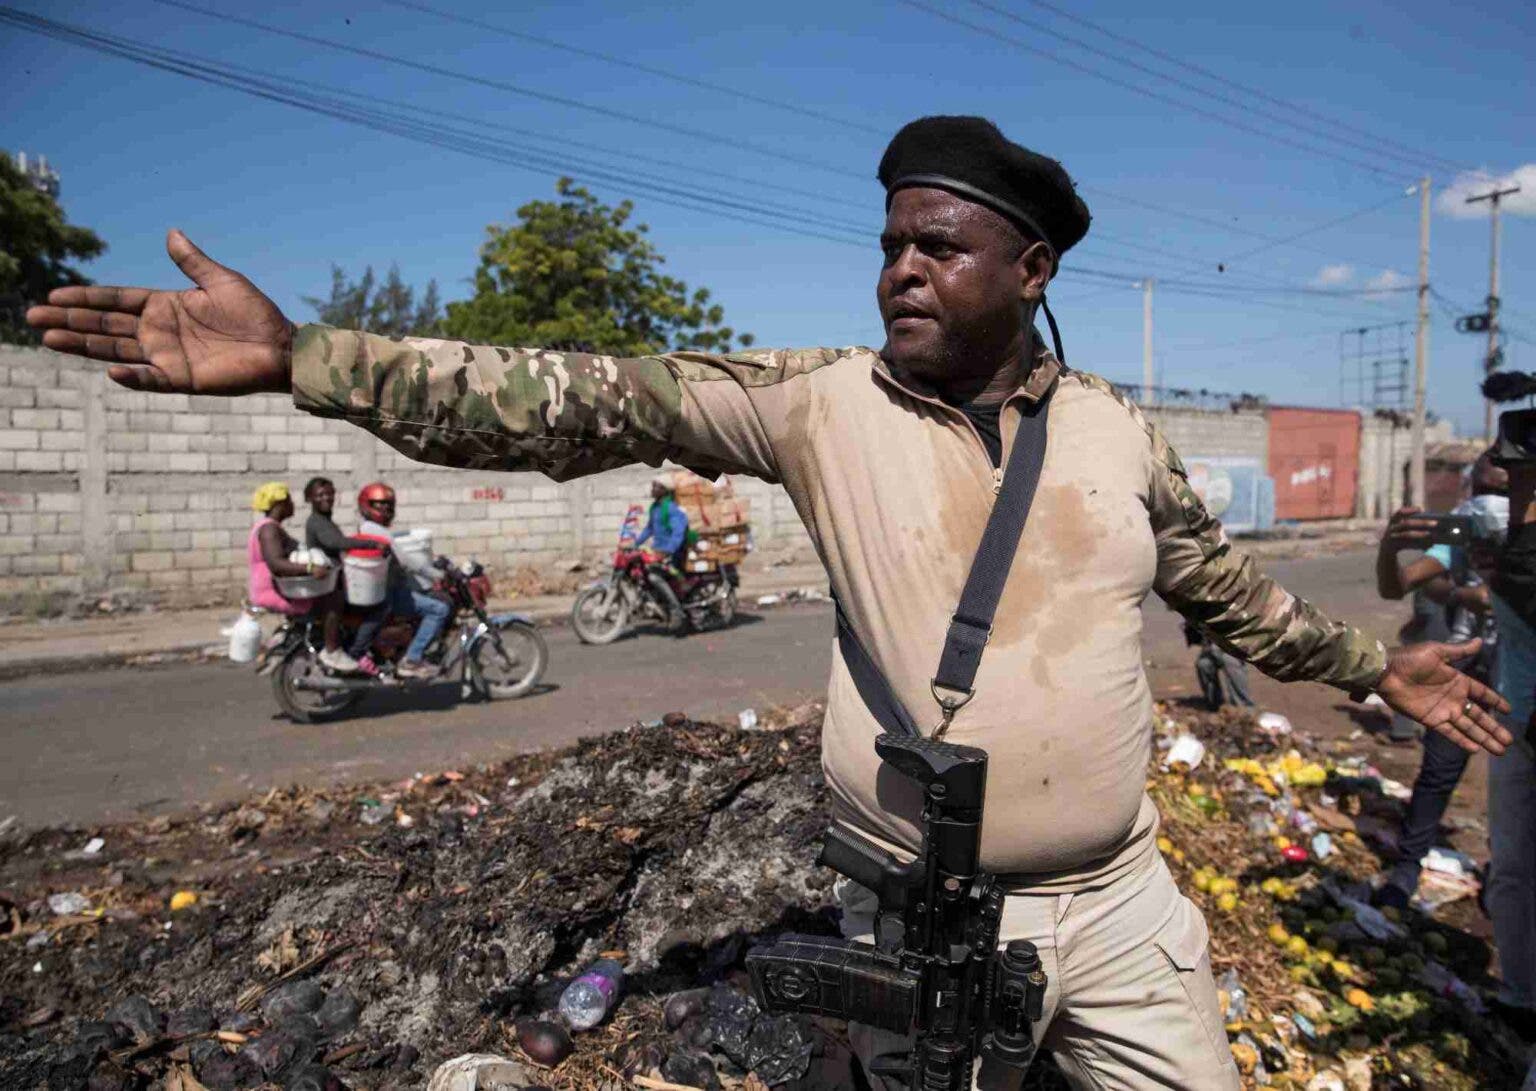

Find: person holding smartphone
[1375,456,1506,913]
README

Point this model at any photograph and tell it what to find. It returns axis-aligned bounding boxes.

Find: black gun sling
[836,386,1052,739]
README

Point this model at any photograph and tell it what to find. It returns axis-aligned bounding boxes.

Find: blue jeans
[1492,596,1536,1008]
[397,583,450,663]
[1387,730,1471,896]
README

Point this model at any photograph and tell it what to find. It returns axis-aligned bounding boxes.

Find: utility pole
[1409,177,1431,508]
[1468,183,1521,441]
[1142,277,1154,405]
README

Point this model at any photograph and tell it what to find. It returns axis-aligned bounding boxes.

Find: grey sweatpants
[838,853,1240,1090]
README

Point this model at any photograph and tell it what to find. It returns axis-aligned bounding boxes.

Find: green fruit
[1423,933,1449,955]
[1361,946,1385,967]
[1318,936,1340,954]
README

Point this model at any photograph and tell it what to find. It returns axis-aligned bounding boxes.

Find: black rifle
[746,732,1046,1090]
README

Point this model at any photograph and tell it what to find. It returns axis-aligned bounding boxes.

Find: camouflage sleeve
[288,325,780,483]
[1149,433,1388,692]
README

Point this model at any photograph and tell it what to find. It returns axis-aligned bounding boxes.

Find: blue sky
[3,0,1532,435]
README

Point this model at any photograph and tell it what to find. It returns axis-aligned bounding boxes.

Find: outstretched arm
[1149,439,1510,754]
[27,230,294,395]
[27,232,787,484]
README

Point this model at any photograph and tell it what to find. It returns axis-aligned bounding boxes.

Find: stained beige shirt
[292,326,1386,888]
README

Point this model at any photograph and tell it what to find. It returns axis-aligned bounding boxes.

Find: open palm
[1377,639,1513,754]
[25,230,293,396]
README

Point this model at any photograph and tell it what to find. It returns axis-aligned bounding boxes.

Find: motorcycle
[570,547,739,645]
[257,555,548,723]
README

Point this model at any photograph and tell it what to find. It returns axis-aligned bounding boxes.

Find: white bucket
[343,552,390,606]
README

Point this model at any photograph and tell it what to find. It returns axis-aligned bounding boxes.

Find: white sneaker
[319,648,361,673]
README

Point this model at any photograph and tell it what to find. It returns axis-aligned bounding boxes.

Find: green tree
[442,178,752,355]
[304,264,442,337]
[0,154,107,344]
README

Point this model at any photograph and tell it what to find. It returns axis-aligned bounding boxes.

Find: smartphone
[1424,514,1476,548]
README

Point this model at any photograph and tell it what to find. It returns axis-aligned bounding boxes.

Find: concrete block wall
[1143,405,1269,463]
[0,345,813,609]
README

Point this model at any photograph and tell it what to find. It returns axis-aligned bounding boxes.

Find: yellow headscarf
[251,481,291,514]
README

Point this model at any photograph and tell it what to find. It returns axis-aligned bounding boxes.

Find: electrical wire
[381,0,889,137]
[1215,191,1411,266]
[898,0,1417,182]
[1006,0,1473,176]
[145,0,870,183]
[150,0,1425,277]
[962,0,1452,176]
[0,8,874,249]
[2,5,1422,333]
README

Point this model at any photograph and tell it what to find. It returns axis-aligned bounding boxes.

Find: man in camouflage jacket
[28,175,1509,1091]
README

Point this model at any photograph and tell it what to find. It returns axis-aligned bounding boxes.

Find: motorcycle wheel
[470,620,549,699]
[571,585,630,645]
[713,585,738,629]
[271,646,363,724]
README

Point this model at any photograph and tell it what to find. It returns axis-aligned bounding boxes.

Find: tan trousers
[838,855,1241,1090]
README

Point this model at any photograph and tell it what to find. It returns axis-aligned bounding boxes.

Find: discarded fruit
[517,1019,573,1066]
[169,891,198,912]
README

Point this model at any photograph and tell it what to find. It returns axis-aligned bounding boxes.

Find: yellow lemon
[1285,936,1310,960]
[1193,870,1214,892]
[1156,836,1173,854]
[1216,892,1239,913]
[1267,923,1290,946]
[1344,987,1375,1012]
[169,890,198,912]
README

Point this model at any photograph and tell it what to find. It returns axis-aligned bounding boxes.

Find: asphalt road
[1,550,1408,829]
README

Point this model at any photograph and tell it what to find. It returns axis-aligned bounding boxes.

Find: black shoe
[1491,999,1536,1044]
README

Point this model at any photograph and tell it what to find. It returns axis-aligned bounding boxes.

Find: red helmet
[358,482,396,523]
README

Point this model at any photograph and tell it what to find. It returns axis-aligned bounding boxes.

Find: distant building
[11,150,61,198]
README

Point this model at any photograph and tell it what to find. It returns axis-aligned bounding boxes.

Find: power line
[4,6,1420,334]
[382,0,889,137]
[146,0,870,184]
[963,0,1454,177]
[1217,191,1410,265]
[1006,0,1472,175]
[153,0,1427,283]
[899,0,1417,182]
[0,8,874,249]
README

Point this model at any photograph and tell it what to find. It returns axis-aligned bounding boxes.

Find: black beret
[878,116,1091,259]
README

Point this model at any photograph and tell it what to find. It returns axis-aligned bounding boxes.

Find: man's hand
[25,230,293,396]
[1384,506,1439,546]
[1376,639,1513,754]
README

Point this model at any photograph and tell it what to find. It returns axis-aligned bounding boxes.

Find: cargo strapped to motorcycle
[836,381,1052,739]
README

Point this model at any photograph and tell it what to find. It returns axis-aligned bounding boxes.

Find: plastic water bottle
[557,958,624,1030]
[225,610,262,663]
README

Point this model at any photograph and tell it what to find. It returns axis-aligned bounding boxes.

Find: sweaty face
[877,188,1033,388]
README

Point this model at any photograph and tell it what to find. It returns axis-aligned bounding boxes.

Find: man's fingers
[40,329,147,365]
[105,364,173,392]
[44,285,153,314]
[27,305,139,338]
[1446,713,1508,755]
[1464,674,1512,716]
[1437,721,1483,754]
[1432,638,1483,663]
[167,228,235,290]
[1464,702,1514,748]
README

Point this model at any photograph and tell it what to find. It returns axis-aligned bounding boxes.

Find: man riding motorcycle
[346,482,450,679]
[634,474,690,631]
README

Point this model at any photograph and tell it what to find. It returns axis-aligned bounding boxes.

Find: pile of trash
[0,708,843,1090]
[0,700,1527,1090]
[1151,705,1526,1089]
